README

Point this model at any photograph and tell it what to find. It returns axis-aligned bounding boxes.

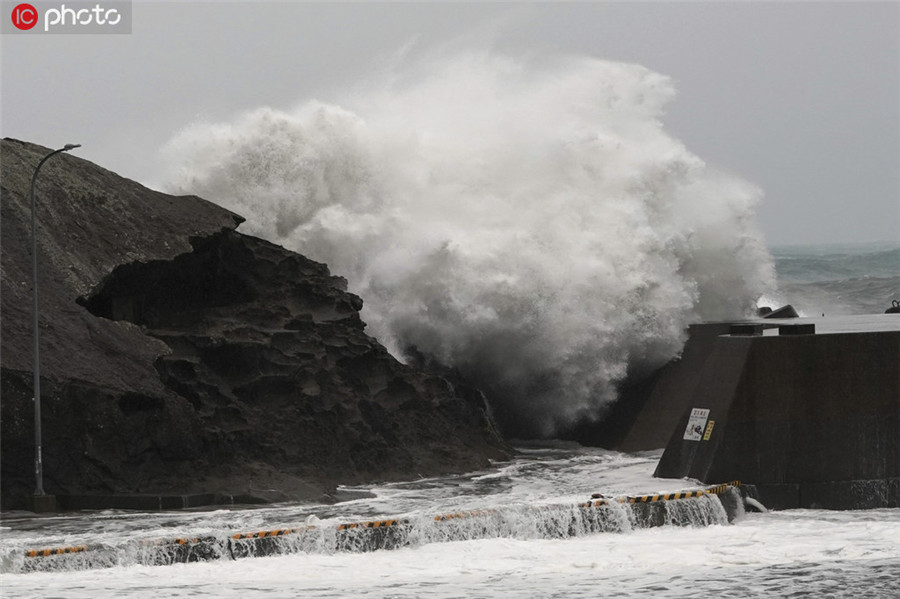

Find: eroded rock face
[0,138,507,504]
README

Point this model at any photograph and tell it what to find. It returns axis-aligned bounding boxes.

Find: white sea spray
[163,52,775,436]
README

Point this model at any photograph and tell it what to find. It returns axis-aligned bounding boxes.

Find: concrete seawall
[12,483,744,573]
[650,315,899,510]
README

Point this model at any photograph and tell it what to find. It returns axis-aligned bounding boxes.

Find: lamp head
[62,144,81,151]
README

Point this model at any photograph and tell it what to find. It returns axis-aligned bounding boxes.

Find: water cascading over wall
[8,487,742,574]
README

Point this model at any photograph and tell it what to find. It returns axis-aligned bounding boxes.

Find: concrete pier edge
[20,482,744,571]
[648,316,899,510]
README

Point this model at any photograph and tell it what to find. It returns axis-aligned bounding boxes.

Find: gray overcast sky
[2,1,898,246]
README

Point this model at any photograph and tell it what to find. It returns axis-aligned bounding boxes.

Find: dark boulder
[763,304,799,319]
[0,138,508,506]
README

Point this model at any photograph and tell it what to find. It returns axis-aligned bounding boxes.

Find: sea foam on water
[164,52,775,436]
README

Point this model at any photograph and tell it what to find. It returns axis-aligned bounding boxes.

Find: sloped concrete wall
[616,322,736,452]
[653,327,899,509]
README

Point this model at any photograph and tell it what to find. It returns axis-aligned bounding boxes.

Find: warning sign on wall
[683,408,710,441]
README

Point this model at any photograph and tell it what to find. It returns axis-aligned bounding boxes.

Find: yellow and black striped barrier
[705,481,740,495]
[336,518,404,531]
[24,545,89,558]
[232,527,314,540]
[433,509,494,522]
[148,537,201,546]
[580,481,741,508]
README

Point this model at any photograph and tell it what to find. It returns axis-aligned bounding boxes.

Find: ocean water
[2,447,898,598]
[767,242,900,317]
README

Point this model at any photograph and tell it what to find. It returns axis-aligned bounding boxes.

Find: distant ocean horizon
[766,241,900,317]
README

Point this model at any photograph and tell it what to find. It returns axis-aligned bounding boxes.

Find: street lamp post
[30,143,80,498]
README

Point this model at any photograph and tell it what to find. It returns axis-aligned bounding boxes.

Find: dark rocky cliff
[0,138,508,506]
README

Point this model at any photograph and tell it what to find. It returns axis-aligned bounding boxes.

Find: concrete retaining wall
[653,323,899,510]
[15,483,744,573]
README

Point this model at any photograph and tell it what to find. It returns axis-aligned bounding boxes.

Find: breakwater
[642,316,899,509]
[7,482,742,574]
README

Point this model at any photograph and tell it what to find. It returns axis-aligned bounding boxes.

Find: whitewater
[164,52,775,437]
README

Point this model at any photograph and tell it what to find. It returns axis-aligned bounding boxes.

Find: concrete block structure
[647,316,899,510]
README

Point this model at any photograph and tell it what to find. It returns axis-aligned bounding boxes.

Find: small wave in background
[769,243,899,316]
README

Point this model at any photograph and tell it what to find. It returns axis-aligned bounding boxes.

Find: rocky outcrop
[0,138,508,506]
